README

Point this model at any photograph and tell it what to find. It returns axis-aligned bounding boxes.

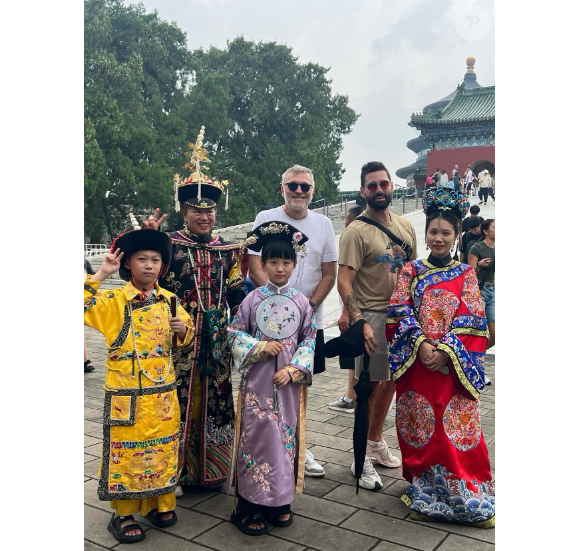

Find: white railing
[84,244,108,257]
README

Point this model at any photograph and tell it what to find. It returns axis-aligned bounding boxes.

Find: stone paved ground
[84,326,495,551]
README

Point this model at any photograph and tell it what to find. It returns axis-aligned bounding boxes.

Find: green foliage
[84,0,194,241]
[192,38,359,226]
[85,1,358,240]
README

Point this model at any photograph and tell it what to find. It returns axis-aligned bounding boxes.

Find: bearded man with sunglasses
[248,164,338,478]
[337,161,417,491]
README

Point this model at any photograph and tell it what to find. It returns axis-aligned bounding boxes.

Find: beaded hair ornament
[241,221,310,284]
[422,188,470,218]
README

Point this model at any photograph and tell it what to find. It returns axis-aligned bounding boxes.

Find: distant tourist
[439,169,449,189]
[433,168,441,188]
[327,204,364,414]
[451,164,459,177]
[478,169,492,205]
[461,217,482,263]
[461,204,485,233]
[425,173,436,191]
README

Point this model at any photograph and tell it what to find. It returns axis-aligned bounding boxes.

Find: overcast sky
[135,0,495,191]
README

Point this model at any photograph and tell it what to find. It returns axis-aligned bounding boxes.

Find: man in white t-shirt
[248,164,338,478]
[465,167,475,196]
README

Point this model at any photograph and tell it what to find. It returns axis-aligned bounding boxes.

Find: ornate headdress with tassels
[173,125,230,212]
[422,188,470,219]
[241,221,310,283]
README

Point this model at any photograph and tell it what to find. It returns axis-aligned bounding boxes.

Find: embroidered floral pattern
[396,391,436,448]
[443,394,482,451]
[258,284,299,299]
[205,416,235,446]
[246,392,270,418]
[241,451,272,491]
[462,269,486,317]
[242,391,296,482]
[279,423,295,465]
[418,288,460,342]
[404,464,494,524]
[389,263,414,305]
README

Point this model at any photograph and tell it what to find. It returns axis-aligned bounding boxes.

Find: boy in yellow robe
[84,223,194,543]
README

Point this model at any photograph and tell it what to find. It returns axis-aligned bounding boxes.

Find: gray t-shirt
[469,241,495,285]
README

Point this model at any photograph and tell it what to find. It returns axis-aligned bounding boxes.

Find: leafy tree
[84,0,194,241]
[189,38,359,226]
[85,3,358,239]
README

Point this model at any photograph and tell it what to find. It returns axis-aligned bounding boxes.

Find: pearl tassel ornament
[129,213,141,231]
[174,173,180,212]
[196,126,205,201]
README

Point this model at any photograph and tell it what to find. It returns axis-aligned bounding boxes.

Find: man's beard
[366,192,392,210]
[284,193,312,211]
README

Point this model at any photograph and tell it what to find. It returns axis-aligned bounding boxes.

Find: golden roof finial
[466,57,476,72]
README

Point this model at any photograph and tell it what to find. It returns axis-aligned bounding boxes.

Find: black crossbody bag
[356,216,413,261]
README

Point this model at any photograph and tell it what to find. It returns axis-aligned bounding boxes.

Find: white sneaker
[174,485,183,498]
[366,439,401,468]
[327,395,355,413]
[304,448,325,477]
[351,456,383,491]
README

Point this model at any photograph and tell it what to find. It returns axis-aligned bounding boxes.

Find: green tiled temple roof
[410,84,495,127]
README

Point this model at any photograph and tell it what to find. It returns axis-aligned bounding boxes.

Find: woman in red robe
[385,188,494,528]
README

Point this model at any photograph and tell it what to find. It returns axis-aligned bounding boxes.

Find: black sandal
[84,359,95,372]
[272,511,294,528]
[145,508,178,528]
[230,511,267,536]
[107,513,146,543]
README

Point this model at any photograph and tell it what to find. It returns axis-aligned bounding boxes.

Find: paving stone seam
[335,507,360,526]
[266,521,379,551]
[83,536,119,550]
[368,539,419,551]
[289,509,424,539]
[432,533,451,551]
[305,483,340,499]
[144,514,226,542]
[85,404,105,412]
[337,506,492,546]
[178,492,223,510]
[404,517,494,544]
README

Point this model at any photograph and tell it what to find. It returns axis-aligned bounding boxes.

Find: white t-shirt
[466,169,473,183]
[249,206,338,327]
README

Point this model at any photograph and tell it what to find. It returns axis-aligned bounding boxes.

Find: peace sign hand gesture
[142,208,168,230]
[99,248,125,278]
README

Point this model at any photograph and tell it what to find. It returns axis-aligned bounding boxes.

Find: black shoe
[84,360,95,372]
[107,514,146,543]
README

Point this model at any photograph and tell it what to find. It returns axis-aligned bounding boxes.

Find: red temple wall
[426,146,495,176]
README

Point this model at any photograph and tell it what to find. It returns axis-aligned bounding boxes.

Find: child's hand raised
[273,369,291,387]
[264,341,283,356]
[99,249,124,278]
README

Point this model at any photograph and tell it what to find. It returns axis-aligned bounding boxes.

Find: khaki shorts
[354,310,391,382]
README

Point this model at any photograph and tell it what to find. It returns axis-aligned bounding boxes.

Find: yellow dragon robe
[84,277,193,515]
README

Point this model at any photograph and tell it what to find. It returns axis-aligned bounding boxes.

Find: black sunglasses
[285,182,313,192]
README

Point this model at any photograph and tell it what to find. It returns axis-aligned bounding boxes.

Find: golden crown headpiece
[173,125,230,211]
